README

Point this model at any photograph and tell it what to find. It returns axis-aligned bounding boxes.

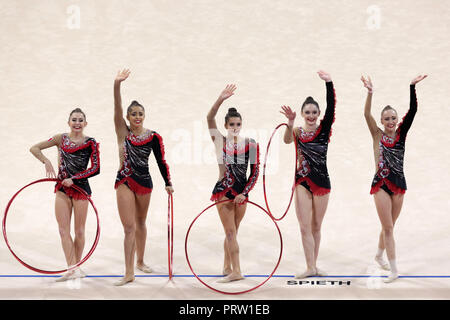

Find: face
[301,104,320,126]
[381,109,398,132]
[127,106,145,127]
[225,117,242,137]
[68,112,87,133]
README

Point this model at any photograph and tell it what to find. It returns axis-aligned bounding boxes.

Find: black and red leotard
[115,129,172,195]
[370,84,417,195]
[55,134,100,200]
[294,81,336,195]
[211,137,260,201]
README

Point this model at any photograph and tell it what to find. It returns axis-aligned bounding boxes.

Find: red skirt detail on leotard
[294,176,331,196]
[370,179,405,195]
[115,176,153,195]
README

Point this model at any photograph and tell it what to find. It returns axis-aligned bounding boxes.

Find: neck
[303,123,317,132]
[130,126,144,136]
[69,131,84,139]
[226,134,239,143]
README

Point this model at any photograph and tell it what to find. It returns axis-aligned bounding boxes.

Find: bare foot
[294,268,317,279]
[114,275,135,286]
[375,256,391,271]
[217,272,244,283]
[137,263,153,273]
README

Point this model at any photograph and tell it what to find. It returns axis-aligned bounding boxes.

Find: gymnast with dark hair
[207,84,260,283]
[361,74,427,283]
[280,71,336,279]
[113,69,174,286]
[30,108,100,281]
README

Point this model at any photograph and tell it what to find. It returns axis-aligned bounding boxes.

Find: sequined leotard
[211,137,260,201]
[55,134,100,200]
[115,129,172,195]
[294,81,336,195]
[370,84,417,195]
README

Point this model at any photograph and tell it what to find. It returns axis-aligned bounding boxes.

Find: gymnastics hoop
[2,178,100,274]
[185,199,283,295]
[263,123,297,221]
[168,193,174,280]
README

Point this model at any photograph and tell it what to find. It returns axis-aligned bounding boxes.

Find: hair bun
[305,97,316,103]
[228,107,238,113]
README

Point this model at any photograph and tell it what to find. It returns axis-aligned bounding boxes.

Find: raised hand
[361,75,373,93]
[280,105,296,121]
[219,84,237,101]
[411,74,428,85]
[115,69,131,83]
[317,70,332,82]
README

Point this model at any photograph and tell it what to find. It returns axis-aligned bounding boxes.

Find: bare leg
[311,193,330,276]
[294,184,316,278]
[54,191,76,282]
[135,192,152,272]
[217,198,244,282]
[373,189,398,282]
[72,198,89,278]
[114,184,137,286]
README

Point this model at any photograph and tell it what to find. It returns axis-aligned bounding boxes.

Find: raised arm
[280,105,296,144]
[207,84,236,142]
[29,134,61,178]
[317,70,335,132]
[361,75,379,137]
[399,74,427,139]
[114,69,131,138]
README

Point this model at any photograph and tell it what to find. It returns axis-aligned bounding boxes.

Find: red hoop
[168,193,174,280]
[185,199,283,295]
[2,178,100,274]
[263,123,297,221]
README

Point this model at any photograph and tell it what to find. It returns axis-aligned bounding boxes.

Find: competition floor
[1,0,449,300]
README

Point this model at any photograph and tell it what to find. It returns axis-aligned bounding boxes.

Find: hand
[280,105,296,121]
[62,178,74,187]
[234,194,247,205]
[219,84,237,101]
[361,75,373,93]
[165,186,174,194]
[317,70,332,82]
[44,159,56,179]
[115,69,131,83]
[411,74,428,85]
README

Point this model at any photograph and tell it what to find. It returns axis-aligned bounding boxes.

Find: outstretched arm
[361,75,378,137]
[114,69,131,138]
[30,134,61,178]
[207,84,236,142]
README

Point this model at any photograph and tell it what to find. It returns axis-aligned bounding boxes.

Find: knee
[224,229,237,242]
[123,224,136,236]
[312,225,321,236]
[58,226,71,239]
[382,226,394,237]
[74,227,85,240]
[300,224,312,236]
[135,218,146,229]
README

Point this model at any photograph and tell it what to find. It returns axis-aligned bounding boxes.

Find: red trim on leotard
[115,176,153,195]
[370,179,405,195]
[54,183,90,200]
[127,130,155,146]
[153,132,172,185]
[210,187,239,202]
[295,176,330,196]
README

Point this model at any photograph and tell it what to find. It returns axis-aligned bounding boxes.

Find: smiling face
[301,104,320,127]
[225,116,242,137]
[127,106,145,128]
[381,109,398,133]
[68,112,87,133]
